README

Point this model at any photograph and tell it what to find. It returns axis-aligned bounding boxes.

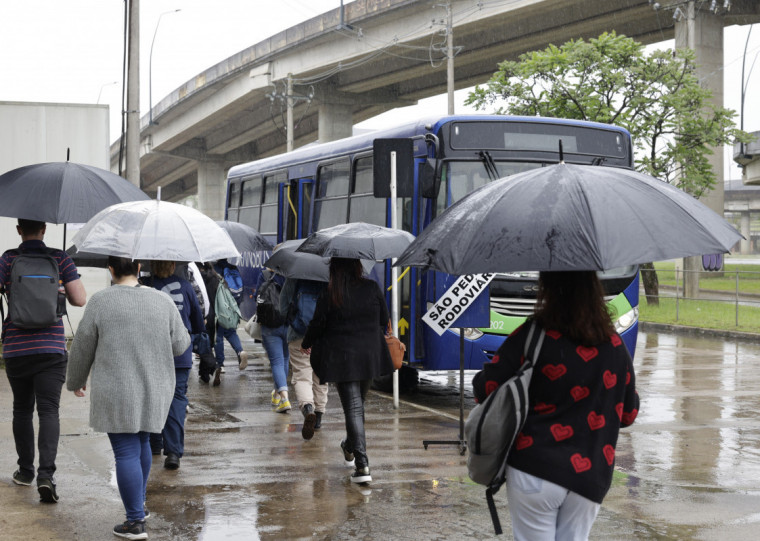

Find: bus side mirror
[373,138,414,198]
[420,158,440,198]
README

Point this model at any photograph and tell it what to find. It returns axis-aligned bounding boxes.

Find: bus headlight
[614,306,638,334]
[461,327,484,340]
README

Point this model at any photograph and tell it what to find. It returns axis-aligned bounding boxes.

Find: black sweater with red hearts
[472,321,639,504]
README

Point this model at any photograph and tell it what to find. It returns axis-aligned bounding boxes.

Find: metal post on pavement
[676,268,680,321]
[736,270,739,327]
[390,150,400,409]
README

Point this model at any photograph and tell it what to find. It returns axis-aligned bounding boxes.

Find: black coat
[301,278,393,383]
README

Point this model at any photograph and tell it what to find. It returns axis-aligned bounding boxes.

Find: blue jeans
[162,368,189,457]
[108,432,151,522]
[215,325,243,367]
[261,325,290,392]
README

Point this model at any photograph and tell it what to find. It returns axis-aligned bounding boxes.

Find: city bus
[224,115,639,371]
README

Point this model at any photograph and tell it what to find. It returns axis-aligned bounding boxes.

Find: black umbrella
[215,220,273,253]
[264,239,375,281]
[296,222,415,260]
[65,245,109,268]
[395,163,742,274]
[0,161,149,224]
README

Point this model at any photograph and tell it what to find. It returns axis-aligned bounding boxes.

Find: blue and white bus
[225,115,639,371]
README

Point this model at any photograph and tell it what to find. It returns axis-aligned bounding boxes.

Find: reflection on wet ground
[1,329,760,540]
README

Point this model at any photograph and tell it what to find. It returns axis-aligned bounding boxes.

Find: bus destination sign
[423,273,495,336]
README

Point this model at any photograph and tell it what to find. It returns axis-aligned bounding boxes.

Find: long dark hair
[328,257,364,308]
[107,256,139,279]
[533,271,615,345]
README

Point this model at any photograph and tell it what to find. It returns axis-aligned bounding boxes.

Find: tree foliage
[466,31,749,198]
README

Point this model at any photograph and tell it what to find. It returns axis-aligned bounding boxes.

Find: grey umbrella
[395,163,742,274]
[0,161,149,224]
[216,220,273,252]
[264,239,375,281]
[296,222,415,260]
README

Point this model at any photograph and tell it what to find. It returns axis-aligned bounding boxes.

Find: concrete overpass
[111,0,760,220]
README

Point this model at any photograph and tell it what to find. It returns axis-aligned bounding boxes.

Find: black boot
[314,411,323,430]
[301,404,316,440]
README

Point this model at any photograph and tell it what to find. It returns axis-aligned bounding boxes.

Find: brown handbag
[385,321,406,370]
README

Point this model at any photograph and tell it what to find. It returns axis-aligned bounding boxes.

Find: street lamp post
[149,8,181,125]
[96,81,118,104]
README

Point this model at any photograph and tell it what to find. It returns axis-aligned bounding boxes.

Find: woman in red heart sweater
[473,271,639,541]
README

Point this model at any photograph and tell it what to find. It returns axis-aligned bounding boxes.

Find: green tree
[466,31,749,304]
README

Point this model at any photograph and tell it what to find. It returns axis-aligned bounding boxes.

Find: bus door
[280,178,313,241]
[386,156,426,367]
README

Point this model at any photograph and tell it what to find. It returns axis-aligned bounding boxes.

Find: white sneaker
[237,350,248,370]
[350,467,371,484]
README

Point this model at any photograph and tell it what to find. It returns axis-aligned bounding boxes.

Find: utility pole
[446,2,454,115]
[286,74,294,152]
[126,0,140,187]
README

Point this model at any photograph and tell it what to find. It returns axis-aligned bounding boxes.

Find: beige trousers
[288,339,328,412]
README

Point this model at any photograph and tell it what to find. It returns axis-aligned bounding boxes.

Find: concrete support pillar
[197,160,227,221]
[318,103,352,143]
[741,211,751,254]
[675,2,724,296]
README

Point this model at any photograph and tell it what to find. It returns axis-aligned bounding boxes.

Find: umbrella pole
[422,328,468,456]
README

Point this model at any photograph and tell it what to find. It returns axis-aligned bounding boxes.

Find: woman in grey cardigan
[67,256,190,540]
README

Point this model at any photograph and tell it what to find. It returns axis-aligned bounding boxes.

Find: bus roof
[227,114,631,179]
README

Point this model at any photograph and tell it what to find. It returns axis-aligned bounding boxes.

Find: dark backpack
[464,321,546,535]
[223,267,244,303]
[289,280,324,336]
[256,271,285,327]
[5,248,65,329]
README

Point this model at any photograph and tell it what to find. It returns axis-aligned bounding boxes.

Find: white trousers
[288,340,328,412]
[506,466,601,541]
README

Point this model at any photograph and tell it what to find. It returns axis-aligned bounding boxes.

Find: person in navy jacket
[141,260,204,470]
[473,271,639,541]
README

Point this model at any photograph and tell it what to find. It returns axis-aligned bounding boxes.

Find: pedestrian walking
[67,256,190,540]
[300,258,394,483]
[211,259,247,384]
[255,268,292,413]
[196,262,220,383]
[280,276,328,438]
[0,219,87,502]
[472,271,640,541]
[140,260,204,469]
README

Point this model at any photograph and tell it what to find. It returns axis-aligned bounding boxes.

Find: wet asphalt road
[1,327,760,540]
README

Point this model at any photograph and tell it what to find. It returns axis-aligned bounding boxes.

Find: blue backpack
[223,267,244,303]
[290,280,325,336]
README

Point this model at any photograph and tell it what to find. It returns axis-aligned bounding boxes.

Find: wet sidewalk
[1,330,760,540]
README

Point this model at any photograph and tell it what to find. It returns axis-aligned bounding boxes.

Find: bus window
[313,160,349,229]
[436,161,541,214]
[239,176,262,230]
[349,157,386,226]
[260,173,284,235]
[227,181,241,221]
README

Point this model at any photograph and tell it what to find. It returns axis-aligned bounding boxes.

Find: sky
[1,1,759,181]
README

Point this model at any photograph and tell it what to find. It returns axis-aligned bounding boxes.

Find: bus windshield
[437,161,541,213]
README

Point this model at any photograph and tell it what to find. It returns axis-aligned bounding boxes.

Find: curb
[639,321,760,342]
